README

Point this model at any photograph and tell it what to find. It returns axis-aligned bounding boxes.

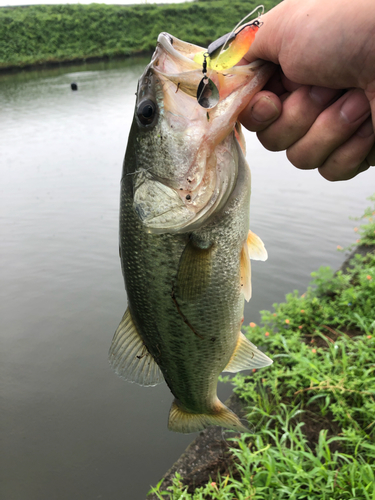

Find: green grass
[149,195,375,499]
[0,0,280,69]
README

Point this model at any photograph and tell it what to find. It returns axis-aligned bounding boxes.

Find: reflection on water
[1,59,374,500]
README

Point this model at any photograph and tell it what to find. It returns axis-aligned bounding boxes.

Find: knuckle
[256,130,284,152]
[257,127,294,152]
[318,155,364,182]
[286,105,308,130]
[286,146,318,170]
[318,168,341,182]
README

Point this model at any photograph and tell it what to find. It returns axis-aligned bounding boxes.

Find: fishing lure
[194,20,261,72]
[195,19,262,108]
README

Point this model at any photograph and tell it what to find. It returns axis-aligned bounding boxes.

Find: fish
[108,30,274,434]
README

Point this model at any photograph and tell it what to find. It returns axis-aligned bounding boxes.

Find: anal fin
[108,308,164,387]
[223,332,273,373]
[168,399,248,434]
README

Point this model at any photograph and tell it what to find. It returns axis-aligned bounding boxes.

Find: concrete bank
[148,392,246,498]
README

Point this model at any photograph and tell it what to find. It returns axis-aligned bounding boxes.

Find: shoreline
[146,243,375,499]
[0,51,153,75]
[147,392,246,499]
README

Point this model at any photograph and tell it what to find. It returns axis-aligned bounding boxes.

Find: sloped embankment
[0,0,278,71]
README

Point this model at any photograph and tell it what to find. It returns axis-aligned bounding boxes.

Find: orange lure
[194,22,260,71]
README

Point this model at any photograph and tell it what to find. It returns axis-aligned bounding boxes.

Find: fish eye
[137,99,157,125]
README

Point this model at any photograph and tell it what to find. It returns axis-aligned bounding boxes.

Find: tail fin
[168,399,248,434]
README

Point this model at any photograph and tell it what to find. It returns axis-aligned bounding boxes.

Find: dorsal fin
[108,308,164,387]
[223,332,273,372]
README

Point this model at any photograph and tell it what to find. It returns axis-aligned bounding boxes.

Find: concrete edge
[147,392,246,499]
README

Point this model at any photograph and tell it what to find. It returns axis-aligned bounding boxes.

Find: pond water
[1,58,374,500]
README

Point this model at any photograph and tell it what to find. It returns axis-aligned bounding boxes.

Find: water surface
[1,59,374,500]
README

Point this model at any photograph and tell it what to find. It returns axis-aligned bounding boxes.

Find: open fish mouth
[131,32,273,234]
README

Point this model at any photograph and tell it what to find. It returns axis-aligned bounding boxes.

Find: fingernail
[340,90,370,123]
[251,96,279,123]
[356,118,374,138]
[310,86,338,106]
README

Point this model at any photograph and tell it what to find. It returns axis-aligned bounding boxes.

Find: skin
[239,0,375,181]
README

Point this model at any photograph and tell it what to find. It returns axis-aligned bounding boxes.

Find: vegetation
[149,195,375,498]
[0,1,280,70]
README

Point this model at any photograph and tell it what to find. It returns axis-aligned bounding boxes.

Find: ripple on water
[1,60,375,500]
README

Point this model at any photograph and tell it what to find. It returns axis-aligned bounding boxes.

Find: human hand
[239,0,375,180]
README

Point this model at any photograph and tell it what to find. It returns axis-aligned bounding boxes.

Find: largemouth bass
[109,31,274,433]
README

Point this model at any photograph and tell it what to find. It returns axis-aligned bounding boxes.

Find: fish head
[129,32,274,233]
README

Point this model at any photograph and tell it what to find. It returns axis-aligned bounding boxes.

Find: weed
[0,0,279,69]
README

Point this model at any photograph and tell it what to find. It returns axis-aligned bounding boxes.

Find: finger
[280,73,302,93]
[262,70,302,96]
[257,85,341,151]
[239,92,281,132]
[263,69,287,96]
[243,3,285,65]
[287,89,371,169]
[318,118,374,181]
[366,143,375,166]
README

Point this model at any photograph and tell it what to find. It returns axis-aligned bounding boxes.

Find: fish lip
[156,32,202,67]
[155,32,269,74]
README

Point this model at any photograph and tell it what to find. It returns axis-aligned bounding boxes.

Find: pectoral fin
[223,332,273,372]
[240,239,252,301]
[176,239,214,301]
[108,308,164,387]
[168,399,248,434]
[240,230,267,302]
[234,122,246,155]
[247,230,268,261]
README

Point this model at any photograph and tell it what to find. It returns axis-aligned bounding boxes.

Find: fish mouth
[132,33,274,234]
[156,32,267,75]
[157,32,203,67]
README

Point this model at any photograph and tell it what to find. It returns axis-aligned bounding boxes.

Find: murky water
[1,59,374,500]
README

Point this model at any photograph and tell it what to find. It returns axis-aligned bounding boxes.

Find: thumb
[244,3,287,64]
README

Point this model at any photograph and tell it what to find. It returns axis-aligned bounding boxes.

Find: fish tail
[168,399,248,434]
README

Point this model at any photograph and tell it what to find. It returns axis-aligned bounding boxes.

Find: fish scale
[122,139,246,405]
